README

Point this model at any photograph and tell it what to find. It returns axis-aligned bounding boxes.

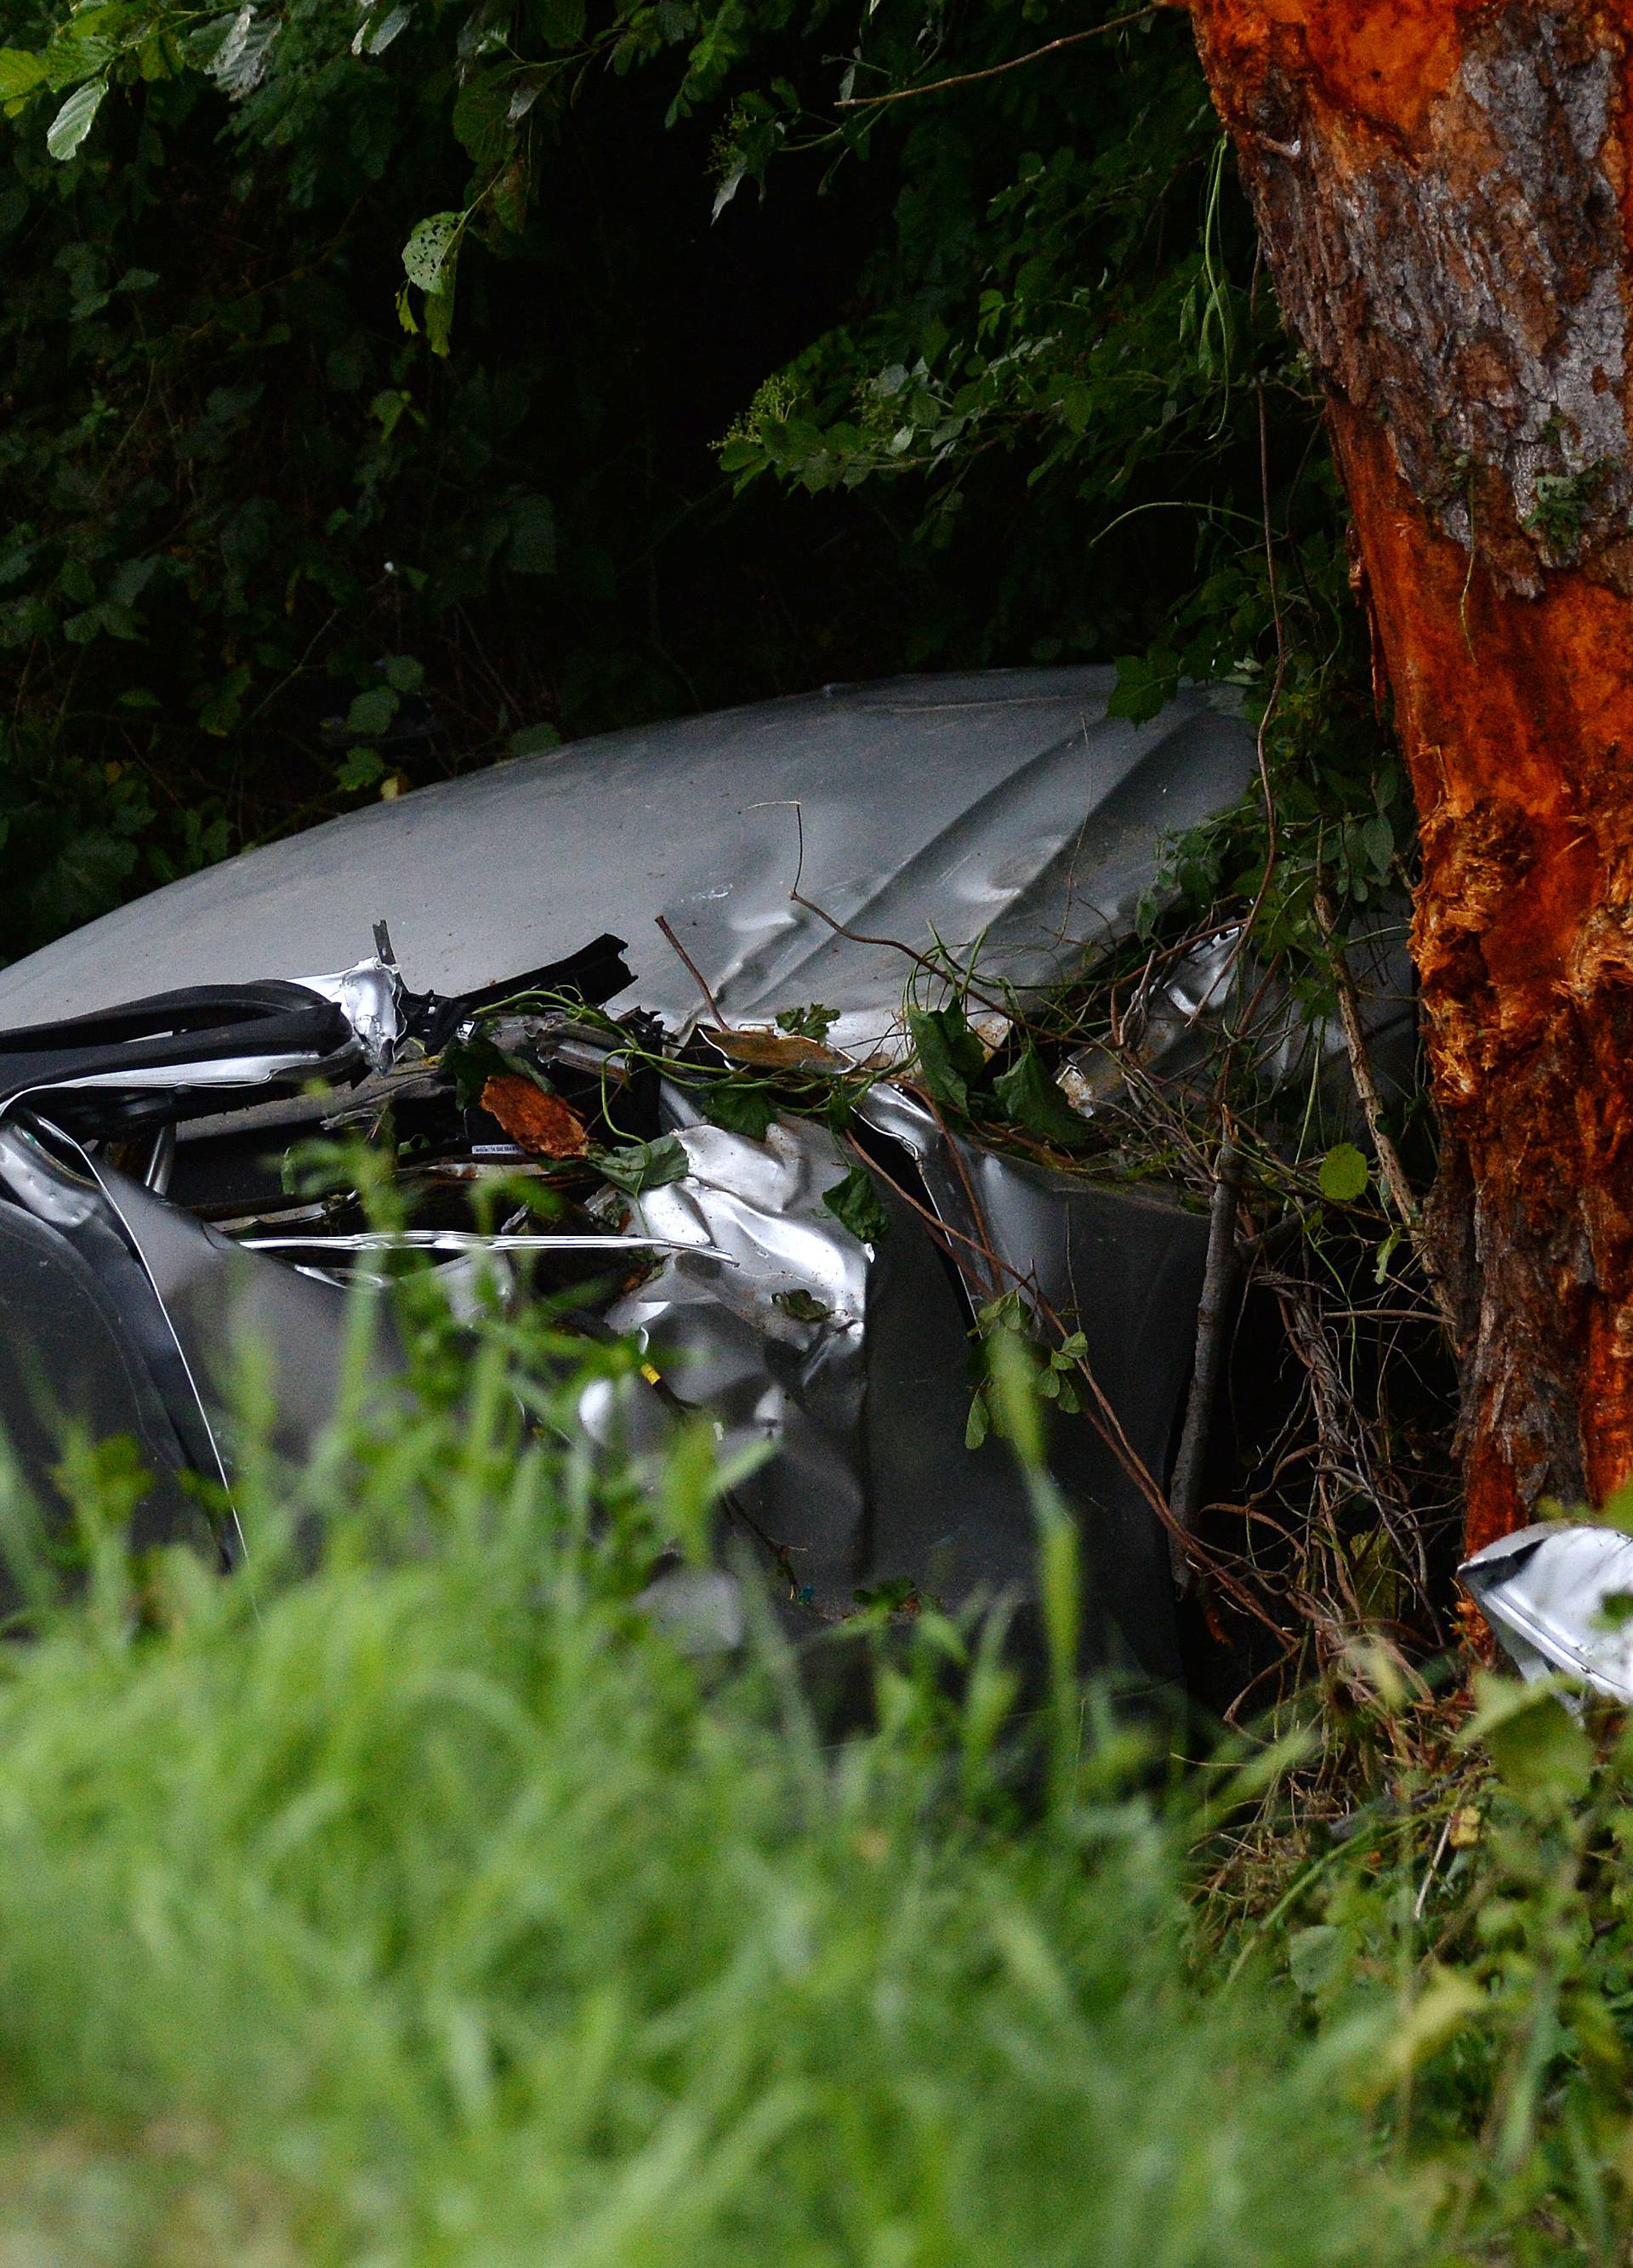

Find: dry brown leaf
[698,1024,844,1074]
[481,1073,589,1158]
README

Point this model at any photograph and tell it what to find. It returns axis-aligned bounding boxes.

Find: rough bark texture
[1181,0,1633,1550]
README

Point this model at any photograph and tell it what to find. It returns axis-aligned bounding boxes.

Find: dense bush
[0,0,1400,966]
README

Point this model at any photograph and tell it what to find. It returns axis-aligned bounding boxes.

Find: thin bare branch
[836,8,1159,111]
[655,914,731,1030]
[1169,1134,1242,1586]
[1312,884,1457,1339]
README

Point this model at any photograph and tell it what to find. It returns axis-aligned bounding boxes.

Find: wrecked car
[0,667,1414,1689]
[1460,1524,1633,1704]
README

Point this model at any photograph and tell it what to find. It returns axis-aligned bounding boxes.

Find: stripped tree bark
[1175,0,1633,1552]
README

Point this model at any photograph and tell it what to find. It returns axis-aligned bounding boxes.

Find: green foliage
[1228,1661,1633,2259]
[965,1288,1087,1451]
[0,0,926,956]
[908,1000,988,1120]
[821,1160,890,1245]
[774,1001,838,1043]
[11,1265,1628,2263]
[594,1131,690,1194]
[1318,1142,1371,1205]
[993,1046,1087,1150]
[0,0,1401,972]
[700,1076,778,1142]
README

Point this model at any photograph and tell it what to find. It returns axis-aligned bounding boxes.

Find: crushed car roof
[0,669,1255,1047]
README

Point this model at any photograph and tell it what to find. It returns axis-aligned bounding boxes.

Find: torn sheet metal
[1462,1524,1633,1702]
[1062,909,1417,1137]
[0,1121,395,1490]
[601,1110,872,1612]
[857,1084,1201,1684]
[589,1091,1198,1684]
[294,954,405,1072]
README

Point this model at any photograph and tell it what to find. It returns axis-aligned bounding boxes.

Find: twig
[836,7,1158,108]
[654,915,731,1030]
[1223,382,1287,981]
[761,798,1011,1015]
[1413,1811,1454,1923]
[1169,1135,1242,1587]
[1312,885,1457,1338]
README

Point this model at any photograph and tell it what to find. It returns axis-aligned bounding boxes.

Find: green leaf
[196,664,251,737]
[372,389,414,442]
[344,687,399,739]
[964,1388,990,1451]
[425,271,458,359]
[43,33,115,94]
[536,0,586,44]
[505,494,557,575]
[402,211,462,295]
[1107,647,1180,726]
[108,555,162,607]
[336,747,384,793]
[908,1004,987,1117]
[701,1081,777,1143]
[822,1165,890,1246]
[775,1003,838,1043]
[1317,1143,1370,1204]
[382,653,424,694]
[46,77,106,160]
[1361,812,1394,879]
[993,1049,1085,1148]
[1287,1924,1343,1999]
[356,3,410,55]
[508,722,562,758]
[63,600,140,643]
[1468,1678,1593,1804]
[593,1136,689,1196]
[716,436,765,477]
[0,49,48,101]
[452,77,510,165]
[438,1030,515,1112]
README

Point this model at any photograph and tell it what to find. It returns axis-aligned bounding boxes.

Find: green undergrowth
[0,1289,1619,2265]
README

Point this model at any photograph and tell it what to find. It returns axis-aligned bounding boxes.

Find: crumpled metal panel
[857,1085,1201,1681]
[0,1124,390,1490]
[0,671,1255,1056]
[582,1078,1198,1683]
[1062,909,1417,1137]
[0,1200,212,1603]
[1462,1523,1633,1701]
[601,1111,872,1611]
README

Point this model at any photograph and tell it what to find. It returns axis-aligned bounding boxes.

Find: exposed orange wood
[1332,399,1633,1548]
[1181,0,1633,1546]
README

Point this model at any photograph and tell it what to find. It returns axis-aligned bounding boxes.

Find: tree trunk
[1179,0,1633,1553]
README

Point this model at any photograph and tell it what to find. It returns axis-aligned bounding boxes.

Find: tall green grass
[0,1285,1492,2264]
[22,1288,1633,2259]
